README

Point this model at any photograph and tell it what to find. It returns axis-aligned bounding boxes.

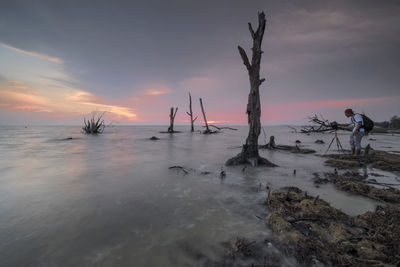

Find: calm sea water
[0,125,399,266]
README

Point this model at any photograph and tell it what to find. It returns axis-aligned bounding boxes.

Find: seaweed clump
[265,187,400,266]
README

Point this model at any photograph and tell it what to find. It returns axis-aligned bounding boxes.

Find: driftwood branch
[208,124,238,131]
[300,114,348,134]
[288,126,298,133]
[200,98,213,134]
[168,166,188,174]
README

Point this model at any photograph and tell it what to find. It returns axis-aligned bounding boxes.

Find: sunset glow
[0,80,137,121]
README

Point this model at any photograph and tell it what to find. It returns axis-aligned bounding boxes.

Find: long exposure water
[1,125,399,266]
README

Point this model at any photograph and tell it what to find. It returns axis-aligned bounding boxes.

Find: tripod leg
[325,137,336,154]
[337,138,345,154]
[336,138,341,152]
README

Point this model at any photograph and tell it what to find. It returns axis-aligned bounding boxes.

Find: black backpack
[360,114,374,132]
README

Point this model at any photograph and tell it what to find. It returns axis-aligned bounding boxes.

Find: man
[338,108,364,156]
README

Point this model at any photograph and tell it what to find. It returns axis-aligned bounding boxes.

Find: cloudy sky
[0,0,399,125]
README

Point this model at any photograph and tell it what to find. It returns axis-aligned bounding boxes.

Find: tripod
[325,130,345,154]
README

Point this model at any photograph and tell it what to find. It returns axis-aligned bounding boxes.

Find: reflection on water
[0,126,399,266]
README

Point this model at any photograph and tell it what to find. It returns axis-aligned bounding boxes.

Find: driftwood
[82,111,106,134]
[168,166,189,174]
[259,136,315,154]
[186,92,198,132]
[208,124,238,131]
[220,166,226,179]
[300,114,348,133]
[226,12,276,167]
[199,98,217,134]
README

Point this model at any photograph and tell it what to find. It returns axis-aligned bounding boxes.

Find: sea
[0,125,399,266]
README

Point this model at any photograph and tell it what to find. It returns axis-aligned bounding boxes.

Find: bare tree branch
[238,45,251,71]
[248,23,255,39]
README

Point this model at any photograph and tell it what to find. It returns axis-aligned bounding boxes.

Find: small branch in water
[208,124,238,131]
[168,166,189,174]
[265,188,272,205]
[287,126,297,133]
[220,166,226,179]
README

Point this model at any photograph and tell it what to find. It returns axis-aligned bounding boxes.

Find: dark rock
[150,136,160,140]
[315,139,325,144]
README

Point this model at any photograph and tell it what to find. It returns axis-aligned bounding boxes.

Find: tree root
[226,153,277,167]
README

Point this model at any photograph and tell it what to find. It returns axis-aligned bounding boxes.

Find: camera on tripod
[325,121,345,154]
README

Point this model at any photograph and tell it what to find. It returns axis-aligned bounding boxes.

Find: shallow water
[0,125,399,266]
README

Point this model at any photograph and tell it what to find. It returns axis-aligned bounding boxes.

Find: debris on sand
[324,149,400,172]
[313,171,400,203]
[260,137,315,154]
[265,187,400,266]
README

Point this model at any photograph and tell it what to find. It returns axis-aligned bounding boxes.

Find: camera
[330,121,338,130]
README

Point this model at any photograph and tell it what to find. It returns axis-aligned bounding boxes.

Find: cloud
[66,90,102,103]
[0,42,63,64]
[141,85,171,96]
[0,80,137,121]
[5,80,38,95]
[0,81,51,110]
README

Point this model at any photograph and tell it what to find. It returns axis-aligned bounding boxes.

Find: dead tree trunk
[200,98,211,134]
[186,93,197,132]
[168,107,178,133]
[226,12,276,167]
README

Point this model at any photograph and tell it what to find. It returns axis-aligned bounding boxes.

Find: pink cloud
[0,81,137,121]
[141,85,171,96]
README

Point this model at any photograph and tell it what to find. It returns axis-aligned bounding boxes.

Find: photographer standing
[338,108,364,156]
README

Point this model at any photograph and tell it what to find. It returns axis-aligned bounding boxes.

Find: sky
[0,0,399,125]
